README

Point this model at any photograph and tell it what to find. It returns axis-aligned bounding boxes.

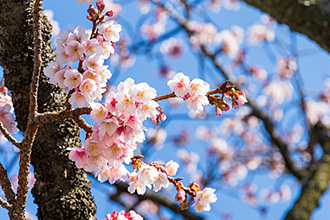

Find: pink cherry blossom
[64,40,85,62]
[193,188,217,212]
[186,94,209,113]
[64,69,83,89]
[188,78,210,95]
[165,160,179,176]
[68,146,88,169]
[43,61,63,85]
[99,20,122,42]
[90,103,108,121]
[153,172,169,192]
[167,72,190,97]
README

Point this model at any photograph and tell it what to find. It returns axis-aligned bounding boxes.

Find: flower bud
[216,107,222,116]
[160,112,167,122]
[105,10,114,17]
[96,0,105,11]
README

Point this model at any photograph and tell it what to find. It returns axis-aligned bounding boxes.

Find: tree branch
[0,163,15,205]
[113,182,206,220]
[0,121,21,149]
[13,1,43,218]
[241,0,330,52]
[150,0,304,181]
[0,197,12,211]
[284,123,330,220]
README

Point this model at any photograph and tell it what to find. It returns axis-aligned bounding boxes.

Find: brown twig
[0,197,12,211]
[0,163,16,205]
[73,115,93,133]
[13,0,43,219]
[65,89,75,110]
[0,121,21,149]
[33,107,92,125]
[153,92,176,102]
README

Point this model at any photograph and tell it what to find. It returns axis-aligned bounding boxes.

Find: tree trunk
[284,124,330,220]
[241,0,330,52]
[0,0,96,219]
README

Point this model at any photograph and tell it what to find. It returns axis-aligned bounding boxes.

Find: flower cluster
[218,27,243,58]
[69,78,163,183]
[188,22,243,58]
[0,87,19,142]
[276,57,297,79]
[160,37,184,58]
[44,10,121,107]
[128,160,179,195]
[104,210,143,220]
[167,72,210,113]
[188,22,219,47]
[248,23,275,44]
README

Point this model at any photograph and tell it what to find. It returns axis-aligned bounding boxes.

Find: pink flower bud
[232,99,239,109]
[151,115,159,125]
[105,10,114,17]
[160,112,167,122]
[96,0,105,11]
[176,188,186,203]
[183,93,191,100]
[235,91,247,105]
[216,107,222,116]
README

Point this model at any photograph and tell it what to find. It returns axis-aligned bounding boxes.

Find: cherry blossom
[248,24,275,44]
[168,72,210,113]
[167,72,190,97]
[98,20,122,42]
[160,37,184,58]
[104,210,143,220]
[193,187,217,212]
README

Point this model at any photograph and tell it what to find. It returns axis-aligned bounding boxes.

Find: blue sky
[0,0,329,219]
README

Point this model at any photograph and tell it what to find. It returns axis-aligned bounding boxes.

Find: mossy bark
[0,0,96,219]
[242,0,330,52]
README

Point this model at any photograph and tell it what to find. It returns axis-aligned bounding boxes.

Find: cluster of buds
[208,81,247,116]
[87,1,113,23]
[150,107,166,125]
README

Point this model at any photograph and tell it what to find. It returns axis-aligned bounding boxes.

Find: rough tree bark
[0,0,96,219]
[241,0,330,52]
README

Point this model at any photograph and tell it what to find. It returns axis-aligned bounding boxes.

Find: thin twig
[13,0,43,219]
[0,163,16,204]
[33,107,92,125]
[73,115,93,133]
[0,197,12,211]
[0,121,21,148]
